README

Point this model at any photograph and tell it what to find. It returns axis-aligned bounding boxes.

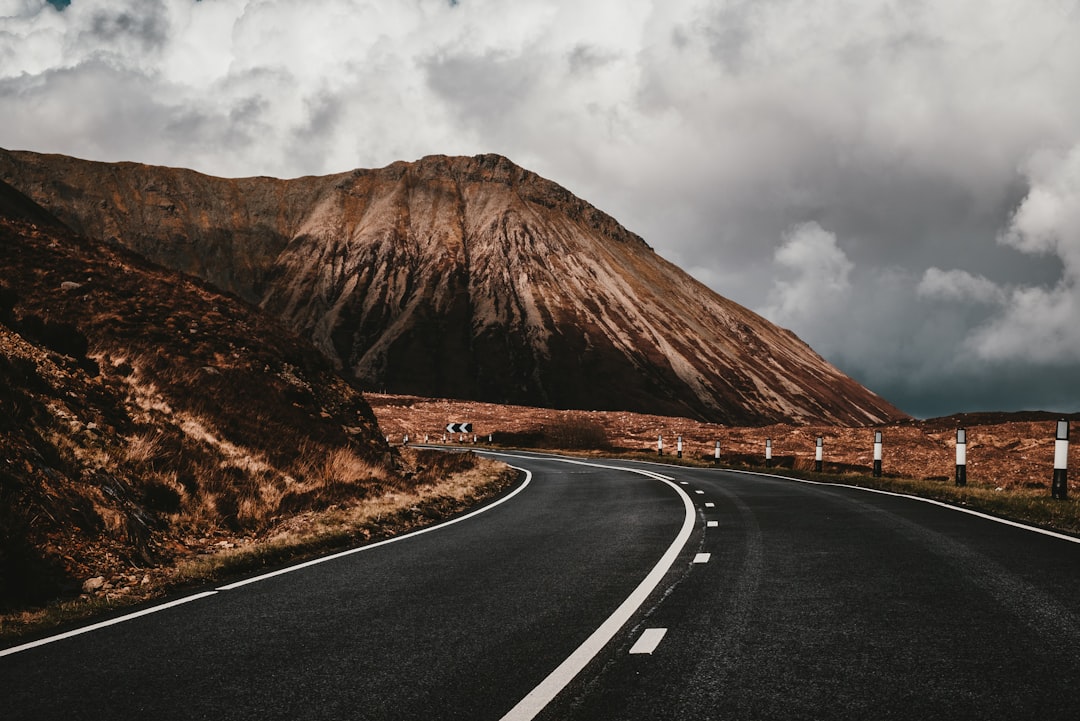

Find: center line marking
[705,502,715,508]
[629,628,667,655]
[694,490,705,495]
[707,521,719,527]
[693,553,712,564]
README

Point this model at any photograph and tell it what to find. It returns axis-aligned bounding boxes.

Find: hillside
[0,179,394,611]
[0,149,908,426]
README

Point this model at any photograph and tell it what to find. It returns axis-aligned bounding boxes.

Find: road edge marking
[0,591,218,658]
[2,468,533,656]
[734,469,1080,545]
[217,466,533,590]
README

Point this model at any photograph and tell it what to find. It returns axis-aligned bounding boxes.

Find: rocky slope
[0,149,907,425]
[0,179,392,611]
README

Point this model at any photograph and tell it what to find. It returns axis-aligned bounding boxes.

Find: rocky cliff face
[0,149,907,425]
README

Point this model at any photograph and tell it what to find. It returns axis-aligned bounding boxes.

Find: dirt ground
[367,394,1080,493]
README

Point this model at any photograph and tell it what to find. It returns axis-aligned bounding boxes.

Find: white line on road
[0,591,219,658]
[705,502,715,508]
[695,490,705,495]
[218,467,533,591]
[707,521,719,527]
[693,553,712,564]
[489,453,696,721]
[735,469,1080,545]
[629,628,668,655]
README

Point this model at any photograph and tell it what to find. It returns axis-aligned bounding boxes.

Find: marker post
[765,439,772,468]
[815,437,824,473]
[657,434,663,457]
[714,440,721,464]
[677,436,683,459]
[1053,420,1069,500]
[873,431,883,478]
[955,428,967,487]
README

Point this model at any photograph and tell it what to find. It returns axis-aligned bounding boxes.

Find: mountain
[0,179,390,609]
[0,148,908,426]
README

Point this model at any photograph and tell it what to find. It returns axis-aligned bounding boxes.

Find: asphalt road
[3,452,1080,720]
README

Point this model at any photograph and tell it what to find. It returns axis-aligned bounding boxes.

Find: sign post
[955,428,967,487]
[1053,420,1069,500]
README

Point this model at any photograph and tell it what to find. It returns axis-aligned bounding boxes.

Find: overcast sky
[3,0,1079,418]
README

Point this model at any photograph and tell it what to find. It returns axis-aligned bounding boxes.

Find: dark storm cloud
[2,0,1080,417]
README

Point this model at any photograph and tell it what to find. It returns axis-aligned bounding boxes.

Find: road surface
[3,451,1079,720]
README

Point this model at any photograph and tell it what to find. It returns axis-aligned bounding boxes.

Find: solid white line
[629,628,668,655]
[218,466,533,590]
[693,553,712,564]
[494,456,696,721]
[0,591,219,658]
[734,469,1080,545]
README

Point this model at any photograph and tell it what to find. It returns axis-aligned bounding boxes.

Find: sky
[2,0,1079,418]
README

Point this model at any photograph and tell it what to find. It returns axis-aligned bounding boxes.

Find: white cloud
[917,267,1006,305]
[762,221,853,328]
[965,144,1080,363]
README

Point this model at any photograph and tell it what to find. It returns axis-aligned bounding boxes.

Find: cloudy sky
[3,0,1079,418]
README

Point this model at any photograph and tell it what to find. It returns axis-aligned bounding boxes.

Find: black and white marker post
[677,436,683,459]
[955,428,967,487]
[765,438,772,468]
[657,434,663,457]
[1052,419,1069,500]
[714,440,721,464]
[815,437,824,473]
[873,430,883,478]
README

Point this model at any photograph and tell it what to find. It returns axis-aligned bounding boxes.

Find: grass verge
[0,450,518,645]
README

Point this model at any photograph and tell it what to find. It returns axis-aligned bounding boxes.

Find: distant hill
[0,149,908,426]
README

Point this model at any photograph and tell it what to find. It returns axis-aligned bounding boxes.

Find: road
[3,451,1080,720]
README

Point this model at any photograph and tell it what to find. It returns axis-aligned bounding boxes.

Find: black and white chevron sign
[446,422,473,433]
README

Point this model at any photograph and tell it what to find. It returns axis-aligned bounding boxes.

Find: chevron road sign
[446,422,473,434]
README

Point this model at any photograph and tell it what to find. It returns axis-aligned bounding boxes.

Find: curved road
[3,451,1080,720]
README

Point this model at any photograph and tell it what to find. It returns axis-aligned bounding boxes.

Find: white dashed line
[693,553,712,564]
[694,490,705,495]
[705,502,715,508]
[707,521,719,527]
[629,628,668,655]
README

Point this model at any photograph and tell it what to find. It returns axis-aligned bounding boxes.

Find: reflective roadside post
[714,440,721,465]
[873,431,883,478]
[815,437,824,472]
[1053,420,1069,500]
[658,434,663,457]
[677,435,683,459]
[765,438,772,468]
[955,428,967,487]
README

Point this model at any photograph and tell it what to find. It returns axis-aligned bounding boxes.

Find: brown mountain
[0,148,907,425]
